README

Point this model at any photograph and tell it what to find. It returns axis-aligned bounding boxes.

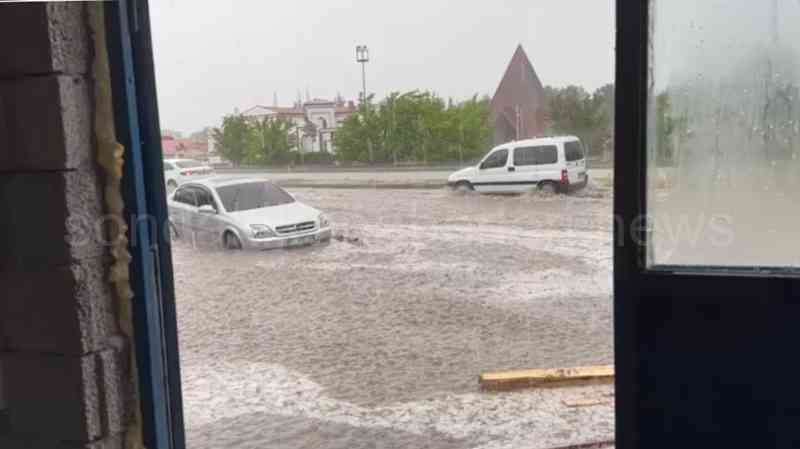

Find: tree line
[545,84,615,160]
[212,84,616,167]
[335,91,492,164]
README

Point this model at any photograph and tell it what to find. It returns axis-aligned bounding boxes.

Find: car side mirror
[198,204,216,214]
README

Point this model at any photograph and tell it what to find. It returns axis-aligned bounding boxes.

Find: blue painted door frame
[106,1,186,449]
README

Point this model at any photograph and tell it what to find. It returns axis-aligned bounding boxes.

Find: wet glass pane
[648,0,800,269]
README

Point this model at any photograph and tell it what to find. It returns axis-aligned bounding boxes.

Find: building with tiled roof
[242,98,358,154]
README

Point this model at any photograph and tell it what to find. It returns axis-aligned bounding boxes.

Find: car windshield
[175,160,204,168]
[216,181,295,212]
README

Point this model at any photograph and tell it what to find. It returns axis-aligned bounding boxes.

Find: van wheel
[223,232,242,250]
[454,181,474,194]
[539,182,558,195]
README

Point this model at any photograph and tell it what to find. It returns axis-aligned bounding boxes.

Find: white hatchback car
[168,177,332,250]
[448,136,588,194]
[163,158,214,192]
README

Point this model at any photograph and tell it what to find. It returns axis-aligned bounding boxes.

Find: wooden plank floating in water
[562,398,612,408]
[548,440,615,449]
[479,365,614,391]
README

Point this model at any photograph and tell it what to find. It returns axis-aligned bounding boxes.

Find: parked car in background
[163,158,214,192]
[208,155,234,169]
[447,136,588,194]
[168,177,332,250]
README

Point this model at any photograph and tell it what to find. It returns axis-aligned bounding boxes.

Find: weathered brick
[0,434,125,449]
[0,75,93,172]
[0,256,116,355]
[94,348,131,436]
[0,3,89,77]
[1,348,128,443]
[0,169,106,271]
[2,352,103,442]
[0,2,136,447]
[0,348,131,449]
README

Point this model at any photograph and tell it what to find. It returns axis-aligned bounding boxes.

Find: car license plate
[289,235,317,246]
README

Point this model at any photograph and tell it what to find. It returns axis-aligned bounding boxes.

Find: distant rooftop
[241,98,357,118]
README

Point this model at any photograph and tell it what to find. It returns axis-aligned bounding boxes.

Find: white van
[447,136,588,194]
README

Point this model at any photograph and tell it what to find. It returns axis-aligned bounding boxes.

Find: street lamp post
[356,45,373,163]
[356,45,369,105]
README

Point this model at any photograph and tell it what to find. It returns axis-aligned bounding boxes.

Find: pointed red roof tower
[490,45,547,145]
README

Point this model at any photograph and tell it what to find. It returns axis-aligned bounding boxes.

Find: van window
[565,141,585,162]
[514,145,558,166]
[480,149,509,169]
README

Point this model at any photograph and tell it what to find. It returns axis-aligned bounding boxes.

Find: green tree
[212,114,253,167]
[545,86,595,151]
[334,90,491,164]
[591,83,615,158]
[545,84,615,158]
[335,95,381,163]
[447,95,492,163]
[251,116,294,165]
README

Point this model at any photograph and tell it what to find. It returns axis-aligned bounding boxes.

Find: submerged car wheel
[223,232,243,250]
[454,181,474,194]
[539,182,558,195]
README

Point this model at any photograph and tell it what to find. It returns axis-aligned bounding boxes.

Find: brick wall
[0,3,133,448]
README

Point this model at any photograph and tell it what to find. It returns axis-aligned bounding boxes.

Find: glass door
[615,1,800,448]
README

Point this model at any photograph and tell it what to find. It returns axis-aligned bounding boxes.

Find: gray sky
[150,0,615,133]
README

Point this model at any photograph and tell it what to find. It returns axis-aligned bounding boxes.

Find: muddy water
[173,188,614,449]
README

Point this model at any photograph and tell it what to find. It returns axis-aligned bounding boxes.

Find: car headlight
[318,213,330,228]
[250,224,276,239]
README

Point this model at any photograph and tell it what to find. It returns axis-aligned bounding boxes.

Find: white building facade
[242,99,357,154]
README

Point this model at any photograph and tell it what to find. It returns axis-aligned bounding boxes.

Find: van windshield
[565,141,584,162]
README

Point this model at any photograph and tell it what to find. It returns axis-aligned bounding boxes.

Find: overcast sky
[149,0,615,133]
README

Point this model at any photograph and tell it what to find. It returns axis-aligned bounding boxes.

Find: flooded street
[173,187,614,449]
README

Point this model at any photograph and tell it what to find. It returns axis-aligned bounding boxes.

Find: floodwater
[172,187,614,449]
